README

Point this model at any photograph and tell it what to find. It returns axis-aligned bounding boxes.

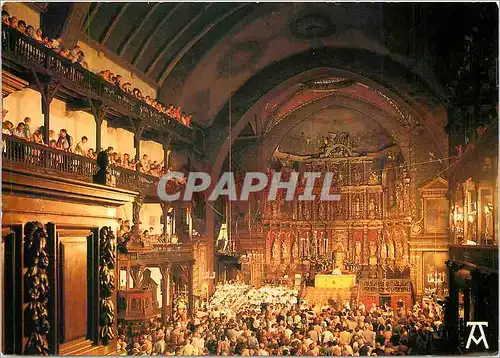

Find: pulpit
[117,289,158,321]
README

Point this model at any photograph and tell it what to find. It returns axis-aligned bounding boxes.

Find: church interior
[1,2,498,356]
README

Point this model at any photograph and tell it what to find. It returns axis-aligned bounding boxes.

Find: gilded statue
[368,171,380,185]
[369,239,377,265]
[320,132,358,158]
[355,241,362,264]
[368,197,376,218]
[380,235,388,262]
[387,238,395,260]
[353,196,361,218]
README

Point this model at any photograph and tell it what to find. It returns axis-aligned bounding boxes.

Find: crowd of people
[3,7,193,128]
[2,117,180,179]
[3,9,88,68]
[117,282,445,356]
[2,117,92,158]
[117,217,170,252]
[98,70,192,127]
[208,284,299,317]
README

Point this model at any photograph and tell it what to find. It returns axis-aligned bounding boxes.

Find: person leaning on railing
[2,10,10,26]
[2,120,13,153]
[4,17,194,129]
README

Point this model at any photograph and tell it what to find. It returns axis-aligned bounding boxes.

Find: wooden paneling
[60,237,88,343]
[2,225,23,355]
[1,165,133,354]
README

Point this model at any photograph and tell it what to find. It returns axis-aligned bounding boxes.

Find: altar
[314,274,356,289]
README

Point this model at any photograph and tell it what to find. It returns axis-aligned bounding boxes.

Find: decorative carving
[99,227,116,346]
[23,222,50,355]
[132,194,145,239]
[320,132,359,158]
[368,170,380,185]
[304,77,355,91]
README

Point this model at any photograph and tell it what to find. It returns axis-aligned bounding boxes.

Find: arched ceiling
[79,2,258,87]
[47,2,496,127]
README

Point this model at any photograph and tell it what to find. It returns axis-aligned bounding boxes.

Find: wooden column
[160,264,172,324]
[90,100,107,153]
[446,260,459,347]
[160,202,170,240]
[32,73,60,143]
[133,122,145,163]
[187,262,194,317]
[463,286,471,323]
[58,3,91,48]
[132,194,145,238]
[205,193,215,296]
[162,134,172,171]
[126,263,130,289]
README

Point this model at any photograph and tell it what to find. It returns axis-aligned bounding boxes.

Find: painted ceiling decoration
[304,78,355,91]
[262,81,415,135]
[70,2,478,109]
[77,2,258,86]
[274,107,396,157]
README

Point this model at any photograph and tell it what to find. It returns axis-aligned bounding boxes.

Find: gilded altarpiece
[261,142,412,281]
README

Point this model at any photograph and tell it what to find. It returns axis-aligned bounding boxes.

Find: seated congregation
[116,282,444,356]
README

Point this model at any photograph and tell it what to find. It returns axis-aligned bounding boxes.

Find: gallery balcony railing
[2,134,161,195]
[2,134,98,182]
[119,243,194,263]
[358,278,412,293]
[448,244,498,271]
[1,26,193,140]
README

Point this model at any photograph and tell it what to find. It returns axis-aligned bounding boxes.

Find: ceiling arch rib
[146,3,212,76]
[206,66,446,185]
[210,92,412,181]
[82,3,101,32]
[131,3,183,67]
[157,3,250,85]
[100,3,130,45]
[117,3,160,56]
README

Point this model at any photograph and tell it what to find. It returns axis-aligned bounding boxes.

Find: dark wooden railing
[2,135,162,195]
[358,278,412,293]
[3,134,97,182]
[449,244,498,271]
[119,243,194,264]
[2,26,193,139]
